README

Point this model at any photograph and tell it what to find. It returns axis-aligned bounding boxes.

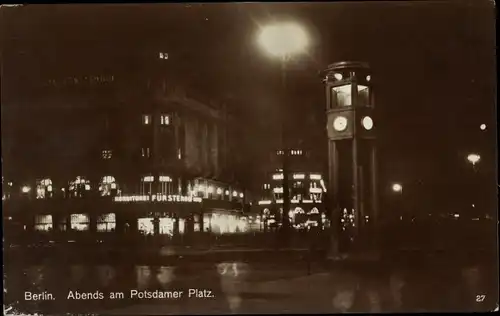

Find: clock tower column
[321,61,378,256]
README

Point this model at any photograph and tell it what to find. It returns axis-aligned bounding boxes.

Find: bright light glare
[467,153,481,165]
[480,124,486,131]
[392,183,403,193]
[258,22,309,57]
[21,186,31,193]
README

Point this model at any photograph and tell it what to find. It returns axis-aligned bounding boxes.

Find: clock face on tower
[333,116,348,131]
[362,116,374,130]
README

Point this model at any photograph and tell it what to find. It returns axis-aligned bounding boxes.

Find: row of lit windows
[142,114,171,126]
[276,149,303,156]
[271,173,322,181]
[47,75,115,87]
[2,176,118,199]
[101,147,181,160]
[34,213,116,232]
[263,181,321,190]
[189,181,245,200]
[5,175,243,201]
[273,186,323,193]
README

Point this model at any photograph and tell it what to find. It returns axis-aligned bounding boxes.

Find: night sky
[1,2,496,208]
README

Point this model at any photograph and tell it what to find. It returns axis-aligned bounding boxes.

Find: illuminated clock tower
[321,61,378,254]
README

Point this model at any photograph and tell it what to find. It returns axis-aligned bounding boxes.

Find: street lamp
[467,153,481,170]
[480,124,487,131]
[392,183,404,220]
[258,22,309,241]
[392,183,403,194]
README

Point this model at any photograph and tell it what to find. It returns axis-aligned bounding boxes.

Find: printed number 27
[476,295,486,302]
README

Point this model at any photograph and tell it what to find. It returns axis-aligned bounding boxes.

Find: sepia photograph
[1,2,498,314]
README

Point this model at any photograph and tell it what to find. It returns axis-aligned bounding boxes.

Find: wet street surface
[3,248,498,314]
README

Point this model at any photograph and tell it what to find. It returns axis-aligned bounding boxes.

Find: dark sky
[1,2,496,203]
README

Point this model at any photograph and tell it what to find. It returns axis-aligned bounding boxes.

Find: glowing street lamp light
[257,22,309,58]
[392,183,403,193]
[467,153,481,166]
[480,124,487,131]
[21,185,31,193]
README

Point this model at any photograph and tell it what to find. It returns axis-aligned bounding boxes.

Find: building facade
[251,147,330,232]
[2,49,254,244]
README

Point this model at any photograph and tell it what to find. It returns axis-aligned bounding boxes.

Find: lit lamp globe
[258,22,309,57]
[392,183,403,193]
[467,153,481,166]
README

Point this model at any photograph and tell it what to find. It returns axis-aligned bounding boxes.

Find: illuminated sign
[293,173,305,180]
[114,195,202,203]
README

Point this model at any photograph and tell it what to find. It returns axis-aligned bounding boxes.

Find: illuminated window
[273,187,284,194]
[141,147,151,158]
[159,175,172,182]
[203,214,211,232]
[138,218,154,235]
[159,218,175,236]
[331,85,352,107]
[69,177,90,197]
[142,175,154,182]
[99,176,117,196]
[36,178,53,199]
[273,173,284,180]
[178,219,185,234]
[142,114,151,125]
[159,52,168,60]
[70,214,90,231]
[193,215,201,232]
[101,149,112,159]
[357,85,370,107]
[310,174,322,180]
[263,184,270,189]
[34,215,53,231]
[160,114,171,125]
[97,213,116,232]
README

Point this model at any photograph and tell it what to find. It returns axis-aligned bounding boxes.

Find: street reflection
[216,261,249,313]
[96,265,116,288]
[136,265,152,290]
[156,266,176,288]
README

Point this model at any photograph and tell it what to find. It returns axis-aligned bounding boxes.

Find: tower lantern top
[321,61,371,84]
[326,61,370,71]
